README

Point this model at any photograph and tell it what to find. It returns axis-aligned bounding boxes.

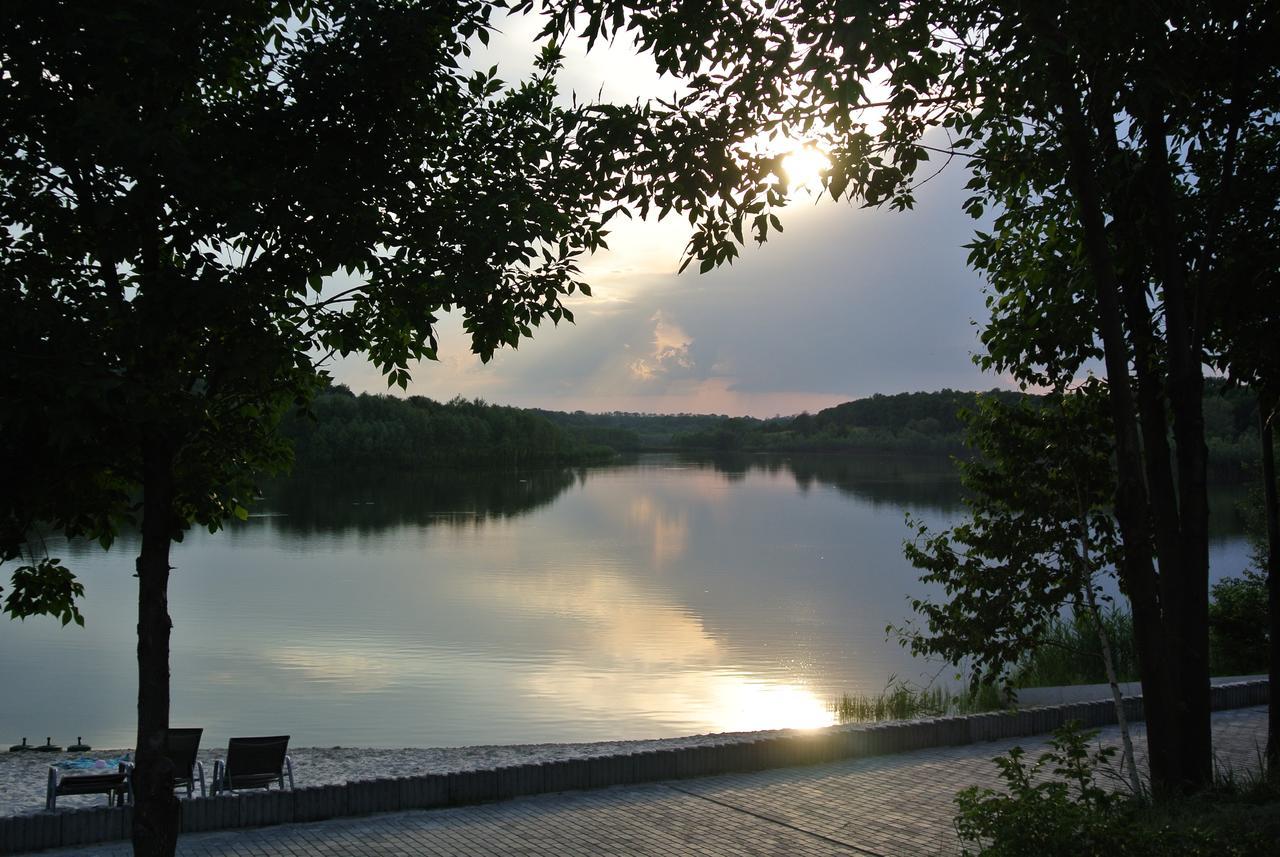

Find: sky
[328,16,1012,418]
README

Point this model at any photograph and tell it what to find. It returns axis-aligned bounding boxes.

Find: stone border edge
[1,679,1268,854]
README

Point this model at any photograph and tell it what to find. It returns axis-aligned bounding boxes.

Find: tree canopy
[2,0,614,580]
[1,3,622,853]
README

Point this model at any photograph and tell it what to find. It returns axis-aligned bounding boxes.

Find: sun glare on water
[711,676,837,732]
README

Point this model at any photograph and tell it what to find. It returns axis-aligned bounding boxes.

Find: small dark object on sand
[68,737,92,752]
[34,737,62,753]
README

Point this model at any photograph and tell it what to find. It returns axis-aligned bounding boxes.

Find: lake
[0,453,1254,750]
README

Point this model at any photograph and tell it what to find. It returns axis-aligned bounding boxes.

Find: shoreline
[6,674,1266,817]
[0,725,808,817]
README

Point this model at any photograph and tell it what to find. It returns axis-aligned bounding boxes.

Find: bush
[955,724,1280,856]
[1209,569,1270,676]
[954,725,1128,856]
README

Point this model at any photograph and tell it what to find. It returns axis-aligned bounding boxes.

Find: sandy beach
[1,727,802,817]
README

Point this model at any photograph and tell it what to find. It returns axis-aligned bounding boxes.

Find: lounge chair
[163,727,206,798]
[46,763,131,811]
[210,735,294,795]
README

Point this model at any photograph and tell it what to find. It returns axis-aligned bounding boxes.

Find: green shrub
[1209,569,1270,676]
[955,725,1128,856]
[955,724,1280,856]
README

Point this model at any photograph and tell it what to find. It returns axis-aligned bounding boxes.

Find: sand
[1,727,801,816]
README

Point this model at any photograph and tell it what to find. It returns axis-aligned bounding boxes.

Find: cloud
[628,312,699,382]
[327,37,1010,415]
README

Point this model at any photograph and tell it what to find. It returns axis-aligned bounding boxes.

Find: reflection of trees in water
[674,452,1247,535]
[257,467,582,535]
[676,451,966,512]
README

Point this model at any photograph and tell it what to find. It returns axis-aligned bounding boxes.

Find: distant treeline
[530,409,725,450]
[280,387,617,470]
[531,391,1022,455]
[669,389,1026,455]
[660,382,1262,472]
[282,380,1264,474]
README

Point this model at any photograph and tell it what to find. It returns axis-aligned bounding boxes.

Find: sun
[780,144,831,192]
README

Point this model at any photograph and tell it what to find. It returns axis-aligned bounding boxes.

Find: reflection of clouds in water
[459,570,718,664]
[267,647,403,694]
[626,495,689,568]
[522,664,834,733]
[457,568,833,732]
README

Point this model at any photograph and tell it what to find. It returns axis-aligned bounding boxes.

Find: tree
[898,381,1142,793]
[1202,106,1280,771]
[526,0,1279,792]
[1,3,619,854]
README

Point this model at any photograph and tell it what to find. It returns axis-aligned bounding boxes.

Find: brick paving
[39,706,1268,857]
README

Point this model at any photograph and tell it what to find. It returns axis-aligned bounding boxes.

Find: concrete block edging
[0,679,1267,855]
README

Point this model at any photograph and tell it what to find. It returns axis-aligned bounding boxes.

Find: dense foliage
[281,387,616,470]
[1,3,627,852]
[1004,587,1263,690]
[898,383,1121,690]
[1208,570,1270,677]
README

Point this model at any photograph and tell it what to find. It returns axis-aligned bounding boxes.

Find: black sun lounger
[211,735,294,795]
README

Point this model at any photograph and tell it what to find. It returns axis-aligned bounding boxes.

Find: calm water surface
[0,453,1252,749]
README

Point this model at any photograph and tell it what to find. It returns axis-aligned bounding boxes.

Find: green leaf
[4,559,86,628]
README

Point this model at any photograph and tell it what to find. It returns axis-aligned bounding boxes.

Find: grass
[1009,608,1140,689]
[832,679,1006,724]
[1008,578,1269,692]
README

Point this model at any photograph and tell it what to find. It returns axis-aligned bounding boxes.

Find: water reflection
[676,452,965,510]
[0,453,1251,749]
[258,467,581,535]
[255,451,965,535]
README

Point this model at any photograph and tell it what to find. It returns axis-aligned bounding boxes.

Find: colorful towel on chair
[53,756,129,771]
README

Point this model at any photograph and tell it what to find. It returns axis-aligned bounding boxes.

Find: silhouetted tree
[1,3,617,854]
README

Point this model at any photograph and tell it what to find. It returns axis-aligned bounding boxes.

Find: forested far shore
[546,380,1264,473]
[278,386,619,470]
[281,380,1265,475]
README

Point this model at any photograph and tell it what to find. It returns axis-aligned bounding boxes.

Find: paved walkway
[39,707,1268,856]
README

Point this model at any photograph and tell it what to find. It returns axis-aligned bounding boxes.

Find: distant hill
[667,389,1022,454]
[807,389,1025,436]
[279,381,1262,474]
[667,383,1259,470]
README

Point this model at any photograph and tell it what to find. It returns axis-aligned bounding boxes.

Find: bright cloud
[324,36,1012,416]
[629,312,697,382]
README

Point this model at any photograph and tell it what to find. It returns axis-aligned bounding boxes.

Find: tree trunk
[1139,110,1214,791]
[132,450,180,857]
[1260,390,1280,774]
[1037,46,1180,788]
